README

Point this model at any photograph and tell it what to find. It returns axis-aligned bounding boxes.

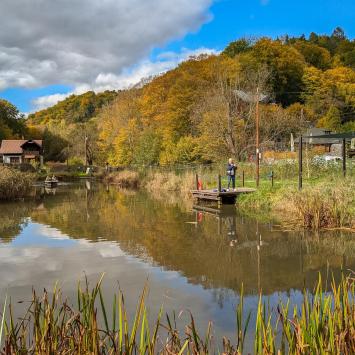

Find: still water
[0,182,354,349]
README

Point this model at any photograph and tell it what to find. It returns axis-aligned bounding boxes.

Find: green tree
[134,129,161,166]
[241,38,306,106]
[293,41,331,70]
[222,38,252,58]
[318,106,342,131]
[0,99,26,140]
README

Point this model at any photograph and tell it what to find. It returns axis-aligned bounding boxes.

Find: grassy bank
[238,177,355,230]
[141,168,354,231]
[0,166,35,200]
[0,275,354,354]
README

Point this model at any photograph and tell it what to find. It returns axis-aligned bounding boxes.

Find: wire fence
[139,157,354,191]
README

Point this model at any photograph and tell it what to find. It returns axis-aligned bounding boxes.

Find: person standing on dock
[226,158,237,191]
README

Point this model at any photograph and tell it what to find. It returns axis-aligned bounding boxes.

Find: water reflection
[0,182,354,344]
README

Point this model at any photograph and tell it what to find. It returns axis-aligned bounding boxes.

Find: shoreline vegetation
[0,166,34,200]
[141,169,355,231]
[1,164,354,231]
[0,274,354,354]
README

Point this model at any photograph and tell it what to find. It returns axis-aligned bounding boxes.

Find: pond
[0,182,354,351]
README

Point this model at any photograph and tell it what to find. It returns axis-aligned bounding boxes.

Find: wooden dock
[191,188,256,204]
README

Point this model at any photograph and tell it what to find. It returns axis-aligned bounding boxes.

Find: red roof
[0,140,43,154]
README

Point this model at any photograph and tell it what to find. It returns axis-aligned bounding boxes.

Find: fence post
[271,170,274,188]
[195,174,199,189]
[218,174,222,192]
[342,138,346,178]
[298,136,303,190]
[242,170,245,187]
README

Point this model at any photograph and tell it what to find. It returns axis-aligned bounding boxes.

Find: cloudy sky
[0,0,354,112]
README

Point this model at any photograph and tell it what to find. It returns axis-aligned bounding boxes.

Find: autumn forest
[1,28,354,166]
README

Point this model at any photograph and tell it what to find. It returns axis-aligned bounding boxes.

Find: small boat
[44,176,59,188]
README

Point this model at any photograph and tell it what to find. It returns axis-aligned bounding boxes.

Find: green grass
[0,274,354,354]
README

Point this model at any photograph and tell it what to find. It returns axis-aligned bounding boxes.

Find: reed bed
[145,171,194,198]
[0,274,354,354]
[275,178,355,230]
[0,166,34,200]
[238,177,355,230]
[104,170,140,189]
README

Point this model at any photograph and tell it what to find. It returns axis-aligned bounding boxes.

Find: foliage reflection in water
[0,182,354,351]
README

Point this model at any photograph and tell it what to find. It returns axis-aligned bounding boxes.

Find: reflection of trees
[0,203,35,243]
[28,184,355,296]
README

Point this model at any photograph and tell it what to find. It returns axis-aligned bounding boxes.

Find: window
[10,156,20,164]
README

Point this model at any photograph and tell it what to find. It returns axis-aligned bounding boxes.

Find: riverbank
[1,274,354,353]
[238,177,355,230]
[2,165,354,231]
[0,166,35,200]
[141,170,355,231]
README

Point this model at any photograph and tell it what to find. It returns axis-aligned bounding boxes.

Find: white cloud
[0,0,213,93]
[31,47,218,111]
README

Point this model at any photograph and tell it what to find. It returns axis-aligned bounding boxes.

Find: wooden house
[0,139,43,165]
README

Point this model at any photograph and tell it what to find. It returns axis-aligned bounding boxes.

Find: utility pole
[342,138,346,177]
[298,136,303,190]
[256,87,260,187]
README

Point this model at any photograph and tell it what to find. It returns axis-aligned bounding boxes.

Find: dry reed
[0,166,34,200]
[104,170,140,188]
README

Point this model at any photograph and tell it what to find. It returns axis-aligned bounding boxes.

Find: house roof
[306,132,355,141]
[0,140,43,154]
[294,128,337,145]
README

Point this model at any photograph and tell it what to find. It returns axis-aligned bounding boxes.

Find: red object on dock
[197,180,203,190]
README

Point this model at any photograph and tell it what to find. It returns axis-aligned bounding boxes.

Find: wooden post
[342,138,346,178]
[84,134,88,168]
[218,174,222,192]
[195,173,199,189]
[256,87,260,187]
[242,170,245,187]
[298,136,303,190]
[271,170,274,188]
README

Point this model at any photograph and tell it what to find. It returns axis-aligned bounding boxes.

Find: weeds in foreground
[0,274,354,354]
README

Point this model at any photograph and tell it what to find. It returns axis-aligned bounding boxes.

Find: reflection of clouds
[32,223,71,240]
[0,221,126,287]
[33,223,125,258]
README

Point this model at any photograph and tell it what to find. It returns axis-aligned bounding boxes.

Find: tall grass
[1,274,354,354]
[0,166,34,200]
[104,170,140,188]
[145,171,194,198]
[238,177,355,230]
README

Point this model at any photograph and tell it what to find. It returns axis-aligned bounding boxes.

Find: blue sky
[1,0,354,113]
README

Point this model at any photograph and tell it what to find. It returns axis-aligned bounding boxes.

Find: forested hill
[2,28,354,165]
[28,90,118,124]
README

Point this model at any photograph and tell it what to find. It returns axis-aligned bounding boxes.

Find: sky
[0,0,354,113]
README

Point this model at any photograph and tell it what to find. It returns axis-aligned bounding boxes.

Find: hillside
[28,90,118,124]
[5,27,355,165]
